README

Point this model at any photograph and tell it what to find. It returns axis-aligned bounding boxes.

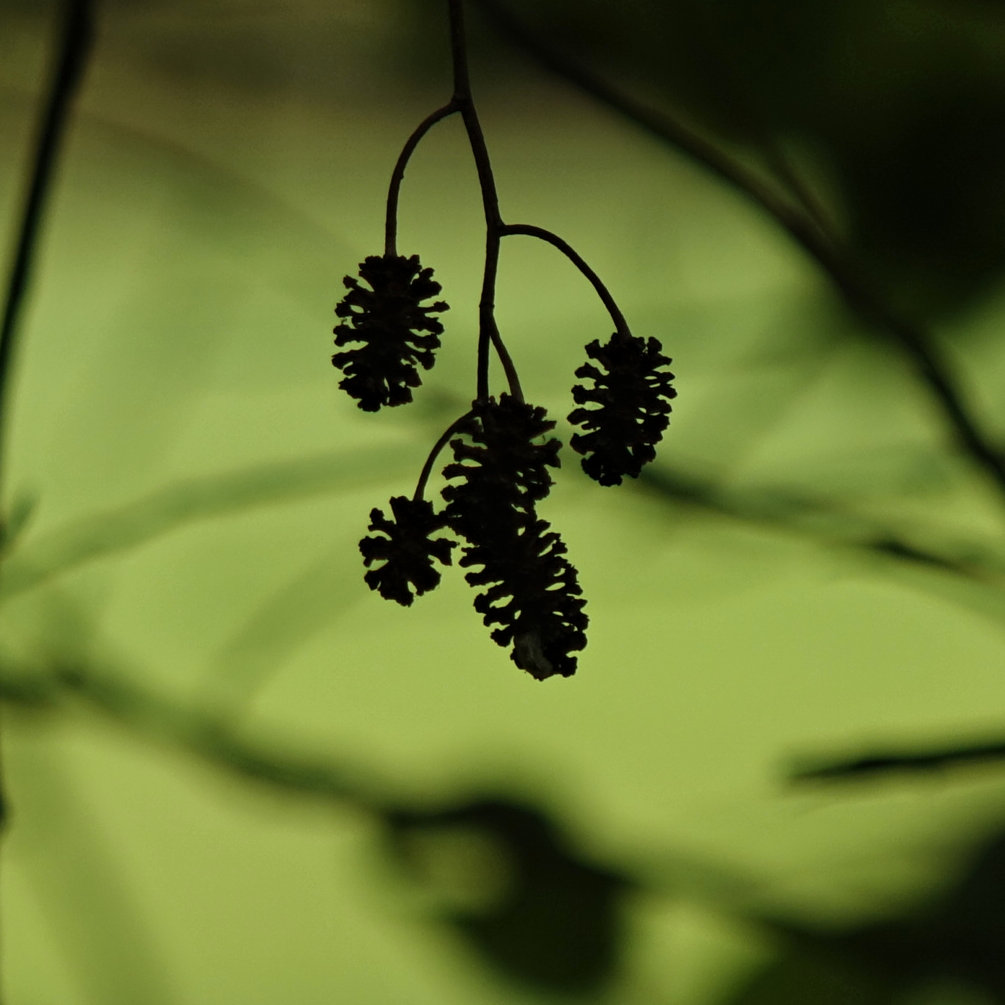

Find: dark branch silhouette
[0,1,95,504]
[473,0,1005,504]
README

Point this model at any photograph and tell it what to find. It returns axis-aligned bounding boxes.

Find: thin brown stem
[412,409,475,501]
[384,102,459,257]
[502,223,630,336]
[447,0,521,402]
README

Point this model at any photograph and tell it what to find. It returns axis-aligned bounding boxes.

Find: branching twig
[447,0,523,402]
[473,0,1005,502]
[639,465,1005,581]
[471,1,831,256]
[501,223,630,336]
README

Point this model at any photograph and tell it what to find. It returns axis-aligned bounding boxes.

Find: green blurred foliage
[2,1,1005,1003]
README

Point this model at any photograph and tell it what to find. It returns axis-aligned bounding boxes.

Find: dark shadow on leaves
[726,825,1005,1003]
[475,0,1005,316]
[384,795,631,995]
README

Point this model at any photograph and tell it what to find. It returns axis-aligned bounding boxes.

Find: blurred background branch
[0,0,93,502]
[474,0,1005,503]
[4,0,1005,1001]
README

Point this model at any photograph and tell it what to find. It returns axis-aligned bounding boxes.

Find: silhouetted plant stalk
[0,1,94,510]
[0,0,94,995]
[331,0,677,678]
[472,0,1005,502]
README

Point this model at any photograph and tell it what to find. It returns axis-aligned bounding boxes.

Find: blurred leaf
[385,796,632,994]
[725,824,1005,1003]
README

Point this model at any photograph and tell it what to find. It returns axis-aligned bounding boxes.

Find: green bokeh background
[4,1,1005,1002]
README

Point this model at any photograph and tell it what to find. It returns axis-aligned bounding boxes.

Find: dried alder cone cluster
[330,3,676,680]
[333,250,675,680]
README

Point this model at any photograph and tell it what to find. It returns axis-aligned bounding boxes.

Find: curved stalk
[502,223,630,336]
[413,409,475,501]
[384,101,459,257]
